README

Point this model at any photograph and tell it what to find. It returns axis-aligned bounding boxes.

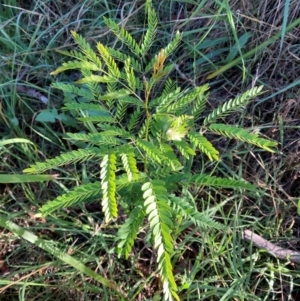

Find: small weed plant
[24,1,277,300]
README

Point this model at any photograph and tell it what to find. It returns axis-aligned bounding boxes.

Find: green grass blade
[0,215,124,296]
[207,16,300,79]
[221,1,247,81]
[280,0,291,52]
[0,138,36,147]
[0,174,58,183]
[254,77,300,107]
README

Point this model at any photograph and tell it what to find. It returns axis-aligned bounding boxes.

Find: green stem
[143,78,151,172]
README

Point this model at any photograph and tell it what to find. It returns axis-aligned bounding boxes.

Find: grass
[1,0,300,300]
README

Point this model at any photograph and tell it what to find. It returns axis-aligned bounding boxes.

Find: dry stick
[243,229,300,264]
[16,85,48,104]
[16,68,48,104]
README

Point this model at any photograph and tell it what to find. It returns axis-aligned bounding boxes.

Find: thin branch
[243,229,300,264]
[16,85,48,104]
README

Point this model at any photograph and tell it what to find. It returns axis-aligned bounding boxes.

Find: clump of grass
[1,0,300,300]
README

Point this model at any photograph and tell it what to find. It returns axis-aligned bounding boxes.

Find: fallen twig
[243,229,300,264]
[16,85,48,104]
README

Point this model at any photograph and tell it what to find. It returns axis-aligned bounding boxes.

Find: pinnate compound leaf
[152,87,181,111]
[100,154,118,222]
[137,139,166,164]
[166,85,209,114]
[98,89,131,101]
[104,17,141,55]
[142,181,178,301]
[77,116,117,123]
[116,205,146,258]
[192,93,208,120]
[140,0,157,56]
[209,123,277,152]
[188,131,219,161]
[173,140,195,159]
[127,109,143,132]
[66,133,120,146]
[96,43,120,79]
[159,143,181,170]
[164,30,181,57]
[145,31,181,73]
[189,174,257,191]
[107,47,142,71]
[124,58,137,91]
[52,83,94,99]
[56,49,86,61]
[23,148,102,174]
[120,152,139,181]
[76,75,117,84]
[168,196,222,229]
[119,95,144,107]
[96,125,133,139]
[39,182,102,217]
[70,30,102,68]
[50,60,101,75]
[62,102,108,113]
[204,85,264,125]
